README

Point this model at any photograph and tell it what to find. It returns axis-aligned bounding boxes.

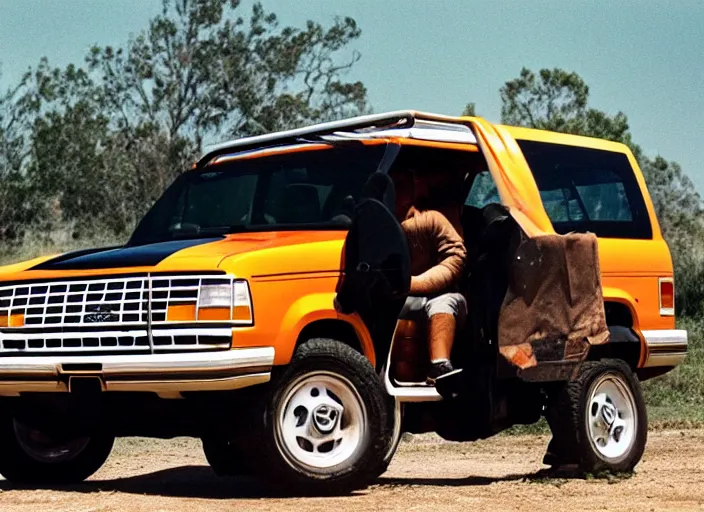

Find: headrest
[279,184,321,224]
[361,171,396,212]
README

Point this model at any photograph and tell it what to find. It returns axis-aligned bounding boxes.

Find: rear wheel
[545,359,647,474]
[249,338,392,495]
[0,416,114,485]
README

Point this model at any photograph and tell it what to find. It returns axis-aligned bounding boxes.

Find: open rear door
[335,172,411,370]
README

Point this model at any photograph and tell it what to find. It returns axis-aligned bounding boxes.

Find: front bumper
[642,329,688,368]
[0,347,274,397]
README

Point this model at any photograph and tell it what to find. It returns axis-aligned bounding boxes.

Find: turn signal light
[197,307,231,321]
[166,304,196,322]
[0,313,25,327]
[659,277,674,316]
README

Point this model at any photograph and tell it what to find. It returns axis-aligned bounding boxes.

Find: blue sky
[1,0,703,190]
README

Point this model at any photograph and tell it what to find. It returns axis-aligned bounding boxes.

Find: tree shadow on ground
[0,465,591,500]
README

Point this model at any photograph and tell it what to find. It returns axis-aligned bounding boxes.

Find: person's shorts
[399,292,467,327]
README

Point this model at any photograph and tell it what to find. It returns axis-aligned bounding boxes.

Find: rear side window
[517,140,652,239]
[465,171,500,208]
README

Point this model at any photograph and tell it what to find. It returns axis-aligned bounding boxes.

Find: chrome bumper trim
[0,328,233,353]
[642,329,688,368]
[0,347,274,396]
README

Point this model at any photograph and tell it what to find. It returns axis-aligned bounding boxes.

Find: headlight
[199,283,232,308]
[197,280,253,324]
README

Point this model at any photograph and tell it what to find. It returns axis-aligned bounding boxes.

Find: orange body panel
[0,113,675,371]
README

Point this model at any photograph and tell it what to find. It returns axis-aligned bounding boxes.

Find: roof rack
[198,110,475,167]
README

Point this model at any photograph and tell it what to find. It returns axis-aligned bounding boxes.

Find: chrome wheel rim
[13,420,90,463]
[275,371,367,472]
[585,373,637,462]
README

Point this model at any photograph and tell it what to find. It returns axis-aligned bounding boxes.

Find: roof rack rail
[197,110,472,167]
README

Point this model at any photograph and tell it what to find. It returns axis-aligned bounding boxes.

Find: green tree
[85,0,367,148]
[5,0,369,241]
[500,67,633,145]
[82,0,367,225]
[0,71,38,241]
[461,102,477,117]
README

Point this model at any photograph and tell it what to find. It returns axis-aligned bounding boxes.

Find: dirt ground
[1,429,703,512]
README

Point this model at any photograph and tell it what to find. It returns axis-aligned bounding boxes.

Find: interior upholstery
[278,184,321,224]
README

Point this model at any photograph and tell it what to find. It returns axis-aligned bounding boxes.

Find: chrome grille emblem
[84,305,119,323]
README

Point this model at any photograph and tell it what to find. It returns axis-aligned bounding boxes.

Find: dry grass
[0,231,124,267]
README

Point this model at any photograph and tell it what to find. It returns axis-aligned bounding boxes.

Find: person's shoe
[426,360,462,384]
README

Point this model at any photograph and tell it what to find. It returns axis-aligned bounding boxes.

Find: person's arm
[410,211,466,295]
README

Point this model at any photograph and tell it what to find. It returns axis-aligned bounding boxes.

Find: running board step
[381,368,443,402]
[385,385,443,402]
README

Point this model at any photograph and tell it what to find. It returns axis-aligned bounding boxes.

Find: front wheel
[545,359,647,474]
[372,397,402,478]
[249,338,393,495]
[0,416,114,485]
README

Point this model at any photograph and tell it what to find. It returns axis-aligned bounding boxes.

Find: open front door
[335,172,411,370]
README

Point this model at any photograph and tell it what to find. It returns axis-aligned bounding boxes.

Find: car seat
[278,184,321,224]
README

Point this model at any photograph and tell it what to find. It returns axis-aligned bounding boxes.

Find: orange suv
[0,111,686,493]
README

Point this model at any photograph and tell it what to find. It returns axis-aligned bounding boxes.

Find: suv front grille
[0,276,149,327]
[0,274,234,355]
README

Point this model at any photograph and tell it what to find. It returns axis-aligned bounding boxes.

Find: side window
[465,171,500,208]
[261,146,383,225]
[575,176,632,221]
[518,140,652,239]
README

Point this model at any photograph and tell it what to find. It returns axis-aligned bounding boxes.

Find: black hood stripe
[31,238,223,271]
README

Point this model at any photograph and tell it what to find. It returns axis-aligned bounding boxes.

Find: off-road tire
[0,416,114,485]
[248,338,393,495]
[371,396,402,478]
[545,359,647,474]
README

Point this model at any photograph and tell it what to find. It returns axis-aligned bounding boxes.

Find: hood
[0,231,346,282]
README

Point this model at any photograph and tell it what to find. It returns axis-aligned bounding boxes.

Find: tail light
[659,277,674,316]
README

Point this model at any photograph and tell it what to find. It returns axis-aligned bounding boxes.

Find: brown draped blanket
[498,232,609,370]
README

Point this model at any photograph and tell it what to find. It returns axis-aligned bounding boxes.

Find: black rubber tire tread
[370,397,402,479]
[0,416,114,486]
[201,436,252,477]
[249,338,393,495]
[545,358,647,474]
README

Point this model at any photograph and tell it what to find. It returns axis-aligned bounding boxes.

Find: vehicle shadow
[0,465,590,499]
[378,467,590,488]
[0,465,361,500]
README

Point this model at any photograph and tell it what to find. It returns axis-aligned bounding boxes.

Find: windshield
[128,143,388,246]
